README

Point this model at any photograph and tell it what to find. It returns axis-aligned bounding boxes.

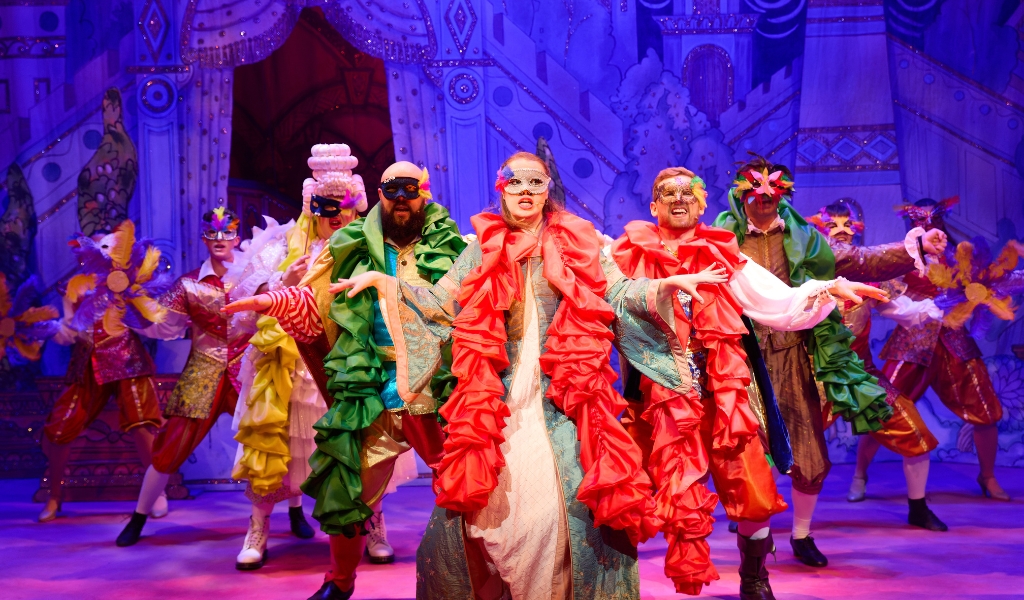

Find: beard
[382,202,427,246]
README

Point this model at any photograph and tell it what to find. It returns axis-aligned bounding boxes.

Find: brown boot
[737,531,776,600]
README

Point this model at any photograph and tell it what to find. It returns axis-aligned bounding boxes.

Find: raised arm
[328,241,482,402]
[832,227,940,282]
[601,254,691,393]
[730,257,836,331]
[140,277,190,340]
[731,254,891,331]
[223,243,336,343]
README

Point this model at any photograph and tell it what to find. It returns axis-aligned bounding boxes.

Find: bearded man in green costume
[713,156,906,570]
[225,161,467,600]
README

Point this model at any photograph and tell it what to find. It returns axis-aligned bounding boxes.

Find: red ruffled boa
[612,221,761,594]
[436,211,661,546]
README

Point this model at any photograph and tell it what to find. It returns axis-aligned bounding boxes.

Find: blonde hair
[652,166,707,211]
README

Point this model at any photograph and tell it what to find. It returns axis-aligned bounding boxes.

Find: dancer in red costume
[116,207,260,546]
[40,221,169,522]
[808,200,948,531]
[612,167,888,599]
[878,198,1011,501]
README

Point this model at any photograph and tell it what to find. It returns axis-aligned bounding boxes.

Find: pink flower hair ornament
[494,165,514,192]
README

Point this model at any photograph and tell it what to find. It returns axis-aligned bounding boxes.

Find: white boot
[365,509,394,564]
[236,515,269,570]
[150,492,169,518]
[847,475,867,502]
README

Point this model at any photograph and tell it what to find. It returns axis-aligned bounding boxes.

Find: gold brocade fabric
[232,314,298,496]
[165,351,223,418]
[739,228,831,495]
[358,411,411,507]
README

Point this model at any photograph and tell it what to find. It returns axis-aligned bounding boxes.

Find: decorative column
[132,0,186,275]
[436,0,489,227]
[794,0,904,244]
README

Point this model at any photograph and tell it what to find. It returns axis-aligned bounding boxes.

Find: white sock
[737,519,770,540]
[791,489,819,539]
[903,454,930,500]
[287,495,303,509]
[135,466,170,515]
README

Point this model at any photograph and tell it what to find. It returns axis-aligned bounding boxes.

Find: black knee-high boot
[737,531,776,600]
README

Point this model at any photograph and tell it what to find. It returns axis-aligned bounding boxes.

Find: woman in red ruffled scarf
[612,167,889,600]
[330,153,725,600]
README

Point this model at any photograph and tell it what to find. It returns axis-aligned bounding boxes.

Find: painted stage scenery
[1,1,1022,599]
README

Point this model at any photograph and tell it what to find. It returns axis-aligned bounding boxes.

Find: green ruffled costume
[300,203,465,535]
[713,198,892,434]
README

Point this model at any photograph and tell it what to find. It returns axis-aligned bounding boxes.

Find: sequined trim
[130,380,143,423]
[165,352,224,419]
[245,481,300,505]
[687,349,704,398]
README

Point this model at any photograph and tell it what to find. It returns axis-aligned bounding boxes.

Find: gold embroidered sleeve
[603,254,687,393]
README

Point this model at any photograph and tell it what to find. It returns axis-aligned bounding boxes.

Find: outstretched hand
[830,279,889,305]
[222,294,272,315]
[328,271,387,298]
[661,264,728,304]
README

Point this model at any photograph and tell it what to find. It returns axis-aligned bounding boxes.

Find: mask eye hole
[529,178,544,187]
[403,184,418,195]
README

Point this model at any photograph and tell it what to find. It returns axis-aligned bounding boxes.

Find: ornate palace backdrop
[1,0,1022,481]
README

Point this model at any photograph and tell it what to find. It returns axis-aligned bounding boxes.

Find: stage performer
[39,221,170,523]
[224,161,465,600]
[116,207,258,546]
[808,200,948,531]
[712,157,946,567]
[876,198,1010,501]
[612,167,889,599]
[329,152,747,600]
[230,144,372,570]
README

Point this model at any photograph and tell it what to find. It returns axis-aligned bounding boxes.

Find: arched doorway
[229,6,395,231]
[682,44,734,127]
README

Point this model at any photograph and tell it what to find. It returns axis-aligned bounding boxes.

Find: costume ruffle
[300,203,465,535]
[641,380,720,594]
[438,212,659,546]
[232,315,297,495]
[714,200,892,433]
[613,221,774,592]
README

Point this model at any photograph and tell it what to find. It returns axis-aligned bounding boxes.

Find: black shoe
[308,581,354,600]
[116,512,148,547]
[290,506,316,539]
[738,532,776,600]
[908,499,948,532]
[728,521,739,534]
[790,535,828,567]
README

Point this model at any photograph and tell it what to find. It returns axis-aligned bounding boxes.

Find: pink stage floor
[3,461,1022,599]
